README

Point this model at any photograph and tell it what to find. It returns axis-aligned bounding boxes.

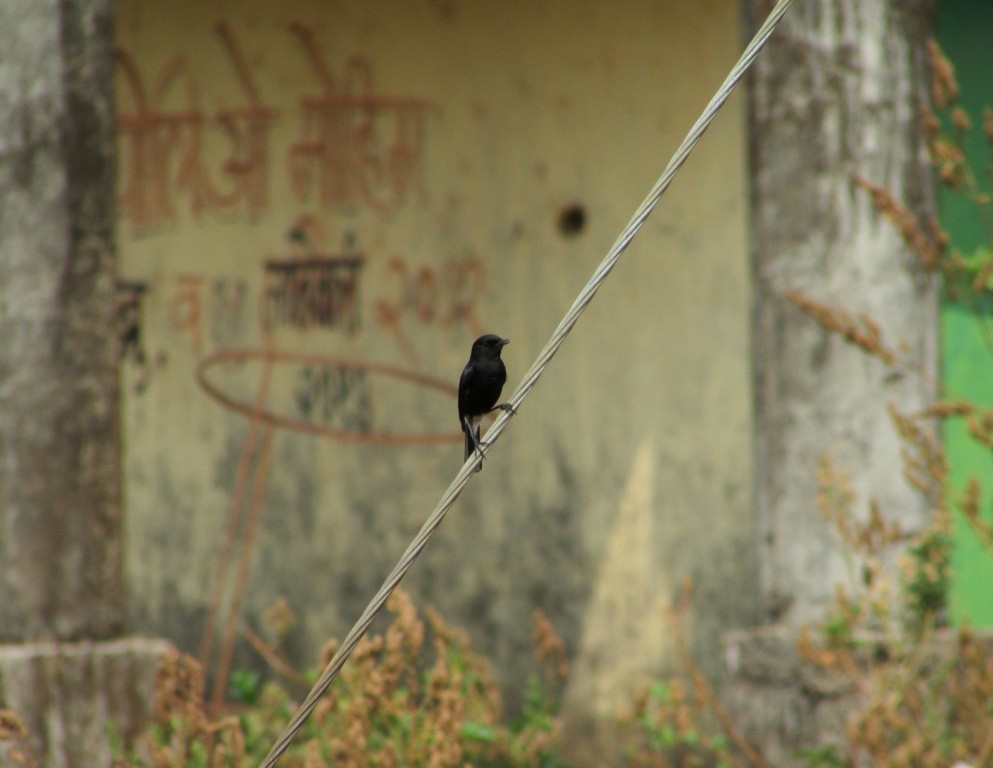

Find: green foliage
[795,744,847,768]
[621,679,735,768]
[227,668,264,705]
[903,526,952,626]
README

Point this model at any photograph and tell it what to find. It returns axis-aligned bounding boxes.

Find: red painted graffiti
[374,253,485,361]
[287,23,434,213]
[116,24,275,232]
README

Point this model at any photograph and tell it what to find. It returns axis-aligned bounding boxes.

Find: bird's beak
[499,338,510,347]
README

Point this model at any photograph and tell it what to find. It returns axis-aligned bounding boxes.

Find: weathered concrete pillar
[0,1,168,764]
[748,0,937,624]
[0,0,121,643]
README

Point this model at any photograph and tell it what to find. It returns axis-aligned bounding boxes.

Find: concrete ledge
[0,636,172,768]
[721,626,993,768]
[721,626,853,768]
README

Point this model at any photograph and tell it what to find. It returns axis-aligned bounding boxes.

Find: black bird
[458,334,512,470]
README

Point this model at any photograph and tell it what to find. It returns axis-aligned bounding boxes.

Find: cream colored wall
[116,0,753,743]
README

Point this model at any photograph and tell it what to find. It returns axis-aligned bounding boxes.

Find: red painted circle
[196,347,460,445]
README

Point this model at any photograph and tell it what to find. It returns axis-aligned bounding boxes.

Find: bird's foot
[472,442,485,472]
[492,402,517,416]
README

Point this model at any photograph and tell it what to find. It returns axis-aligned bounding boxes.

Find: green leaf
[228,667,263,704]
[708,733,729,751]
[460,720,498,743]
[795,743,846,768]
[648,681,671,702]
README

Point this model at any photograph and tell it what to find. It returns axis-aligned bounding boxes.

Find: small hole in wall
[557,204,587,238]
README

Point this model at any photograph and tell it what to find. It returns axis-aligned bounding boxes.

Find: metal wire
[258,2,794,765]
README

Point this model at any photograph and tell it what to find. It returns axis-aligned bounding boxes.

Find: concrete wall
[749,0,936,625]
[116,0,754,731]
[1,0,121,644]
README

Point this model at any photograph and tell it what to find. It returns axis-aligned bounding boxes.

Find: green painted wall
[938,0,993,627]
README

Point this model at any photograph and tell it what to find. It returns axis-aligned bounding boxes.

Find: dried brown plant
[852,175,946,270]
[112,589,572,768]
[0,710,37,768]
[533,608,569,681]
[926,40,958,109]
[785,290,899,366]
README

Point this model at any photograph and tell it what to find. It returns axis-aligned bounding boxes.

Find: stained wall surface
[116,0,753,728]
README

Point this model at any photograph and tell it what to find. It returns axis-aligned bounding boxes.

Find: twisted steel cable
[258,2,794,764]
